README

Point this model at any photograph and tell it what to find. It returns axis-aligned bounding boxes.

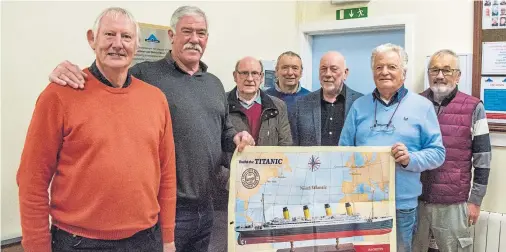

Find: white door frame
[299,15,415,91]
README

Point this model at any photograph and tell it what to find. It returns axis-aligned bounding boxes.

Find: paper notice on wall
[261,60,276,90]
[482,42,506,75]
[482,0,506,29]
[132,23,171,67]
[481,76,506,124]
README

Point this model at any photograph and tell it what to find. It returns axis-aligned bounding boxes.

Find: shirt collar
[236,89,262,109]
[274,81,302,94]
[427,86,458,106]
[372,85,408,106]
[164,50,208,76]
[320,84,346,104]
[89,61,131,88]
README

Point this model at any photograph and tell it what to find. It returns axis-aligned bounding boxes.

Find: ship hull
[236,219,392,245]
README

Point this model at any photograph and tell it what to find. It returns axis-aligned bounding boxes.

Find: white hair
[428,49,460,69]
[371,43,408,76]
[170,6,208,33]
[92,7,140,46]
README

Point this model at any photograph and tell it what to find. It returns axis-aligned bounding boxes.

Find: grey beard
[430,86,454,104]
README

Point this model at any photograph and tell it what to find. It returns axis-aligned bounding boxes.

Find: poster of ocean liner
[228,146,396,252]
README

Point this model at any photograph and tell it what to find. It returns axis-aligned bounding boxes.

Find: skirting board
[1,237,21,246]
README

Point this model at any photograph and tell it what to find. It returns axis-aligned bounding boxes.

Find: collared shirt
[236,90,262,109]
[164,50,208,76]
[426,86,459,115]
[339,89,446,210]
[321,87,346,146]
[89,61,132,88]
[274,81,302,94]
[372,85,408,107]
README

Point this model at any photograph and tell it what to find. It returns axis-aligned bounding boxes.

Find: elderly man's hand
[391,142,410,166]
[48,60,88,89]
[163,242,176,252]
[233,131,255,152]
[467,203,480,226]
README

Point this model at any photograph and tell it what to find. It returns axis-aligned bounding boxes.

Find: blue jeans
[175,200,214,252]
[396,208,418,252]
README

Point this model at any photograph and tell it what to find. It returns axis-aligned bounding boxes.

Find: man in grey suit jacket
[291,51,363,146]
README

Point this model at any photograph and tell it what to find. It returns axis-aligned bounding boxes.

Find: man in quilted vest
[413,49,492,252]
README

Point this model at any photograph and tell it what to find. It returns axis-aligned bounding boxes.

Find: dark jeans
[175,200,214,252]
[51,223,162,252]
[208,210,228,252]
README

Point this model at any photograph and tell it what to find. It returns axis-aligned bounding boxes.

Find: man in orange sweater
[17,7,177,252]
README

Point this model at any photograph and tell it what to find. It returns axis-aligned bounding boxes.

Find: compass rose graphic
[308,155,321,172]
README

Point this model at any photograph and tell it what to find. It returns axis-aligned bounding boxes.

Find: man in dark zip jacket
[209,56,293,252]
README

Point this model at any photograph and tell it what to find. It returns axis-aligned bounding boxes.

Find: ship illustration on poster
[236,191,393,250]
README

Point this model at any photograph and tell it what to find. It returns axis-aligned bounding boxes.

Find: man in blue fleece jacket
[338,43,445,252]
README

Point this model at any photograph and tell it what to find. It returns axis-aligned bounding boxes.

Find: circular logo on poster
[241,168,260,189]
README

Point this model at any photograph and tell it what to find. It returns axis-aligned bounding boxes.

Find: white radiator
[469,211,506,252]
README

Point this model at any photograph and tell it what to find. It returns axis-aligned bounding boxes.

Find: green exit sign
[336,7,368,20]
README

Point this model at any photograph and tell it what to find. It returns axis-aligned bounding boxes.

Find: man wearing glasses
[339,43,445,252]
[210,56,292,252]
[413,50,491,252]
[290,51,363,146]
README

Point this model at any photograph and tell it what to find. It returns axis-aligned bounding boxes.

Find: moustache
[183,43,202,53]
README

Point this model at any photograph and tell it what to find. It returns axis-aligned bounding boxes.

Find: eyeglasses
[237,71,262,79]
[370,123,396,133]
[370,94,405,134]
[428,68,460,76]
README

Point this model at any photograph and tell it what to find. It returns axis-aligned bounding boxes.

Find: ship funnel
[345,202,353,216]
[325,204,332,216]
[303,205,310,220]
[283,207,290,220]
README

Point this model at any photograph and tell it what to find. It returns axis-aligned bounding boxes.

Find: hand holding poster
[228,146,396,252]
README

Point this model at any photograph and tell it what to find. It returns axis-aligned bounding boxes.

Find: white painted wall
[297,0,474,92]
[0,1,298,241]
[296,0,506,215]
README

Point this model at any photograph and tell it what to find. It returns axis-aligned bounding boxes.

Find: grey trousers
[413,202,474,252]
[208,210,228,252]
